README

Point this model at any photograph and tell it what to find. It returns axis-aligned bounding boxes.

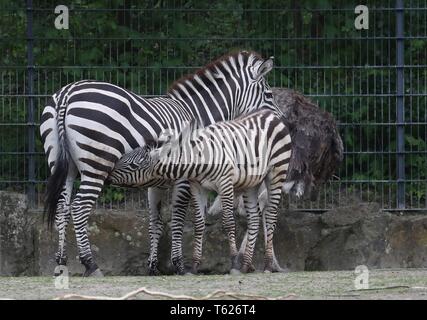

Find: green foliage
[99,186,125,203]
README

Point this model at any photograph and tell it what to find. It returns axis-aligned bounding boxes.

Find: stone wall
[1,191,426,276]
[0,192,37,275]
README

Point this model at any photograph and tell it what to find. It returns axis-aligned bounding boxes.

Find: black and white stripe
[109,109,292,273]
[40,50,279,276]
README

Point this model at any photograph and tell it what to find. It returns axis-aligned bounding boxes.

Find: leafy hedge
[0,0,426,208]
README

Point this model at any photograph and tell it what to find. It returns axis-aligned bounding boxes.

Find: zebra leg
[70,177,104,277]
[188,182,207,274]
[261,210,287,273]
[219,179,239,272]
[207,193,241,216]
[170,180,191,275]
[259,181,287,273]
[263,174,285,273]
[54,162,78,272]
[239,187,260,273]
[147,187,164,275]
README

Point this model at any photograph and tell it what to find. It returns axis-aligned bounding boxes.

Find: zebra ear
[149,148,160,164]
[157,132,173,148]
[135,146,149,164]
[256,57,274,80]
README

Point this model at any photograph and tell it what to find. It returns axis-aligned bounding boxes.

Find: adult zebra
[40,50,279,276]
[108,109,292,273]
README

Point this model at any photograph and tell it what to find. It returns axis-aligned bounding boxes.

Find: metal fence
[0,0,426,212]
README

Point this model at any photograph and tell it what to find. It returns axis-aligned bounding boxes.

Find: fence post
[26,0,36,207]
[396,0,405,210]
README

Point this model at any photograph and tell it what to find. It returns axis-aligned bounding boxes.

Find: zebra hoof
[175,269,186,276]
[190,262,200,275]
[240,263,256,274]
[172,257,185,276]
[148,259,161,276]
[263,264,273,273]
[90,268,104,277]
[263,259,274,273]
[84,268,104,277]
[148,268,161,276]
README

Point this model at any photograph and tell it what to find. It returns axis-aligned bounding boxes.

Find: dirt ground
[0,269,426,300]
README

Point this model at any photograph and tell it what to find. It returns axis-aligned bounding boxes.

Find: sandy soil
[0,269,426,300]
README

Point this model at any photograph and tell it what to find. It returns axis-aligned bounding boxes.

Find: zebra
[40,50,280,276]
[208,87,344,272]
[107,109,292,273]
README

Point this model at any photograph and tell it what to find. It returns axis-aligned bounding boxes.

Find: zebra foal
[108,109,292,273]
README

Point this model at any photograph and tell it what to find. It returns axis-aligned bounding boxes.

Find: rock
[273,210,323,271]
[180,209,323,273]
[306,208,427,270]
[0,191,36,275]
[1,191,426,275]
[321,202,381,227]
[35,209,151,276]
[383,215,427,268]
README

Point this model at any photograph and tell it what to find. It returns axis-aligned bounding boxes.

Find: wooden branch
[54,287,297,300]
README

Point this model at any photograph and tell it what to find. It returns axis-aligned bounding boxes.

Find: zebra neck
[154,160,192,180]
[154,145,200,180]
[168,83,242,126]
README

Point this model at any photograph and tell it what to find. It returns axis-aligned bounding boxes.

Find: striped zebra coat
[108,109,292,273]
[40,50,279,276]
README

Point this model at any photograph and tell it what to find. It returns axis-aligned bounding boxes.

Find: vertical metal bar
[26,0,35,206]
[396,0,405,210]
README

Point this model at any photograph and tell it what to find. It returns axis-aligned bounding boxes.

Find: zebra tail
[44,142,68,231]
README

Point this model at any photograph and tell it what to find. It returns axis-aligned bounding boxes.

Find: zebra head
[235,53,279,116]
[107,120,198,186]
[167,51,280,123]
[107,145,160,186]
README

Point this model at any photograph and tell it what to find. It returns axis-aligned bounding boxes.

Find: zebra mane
[167,50,263,95]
